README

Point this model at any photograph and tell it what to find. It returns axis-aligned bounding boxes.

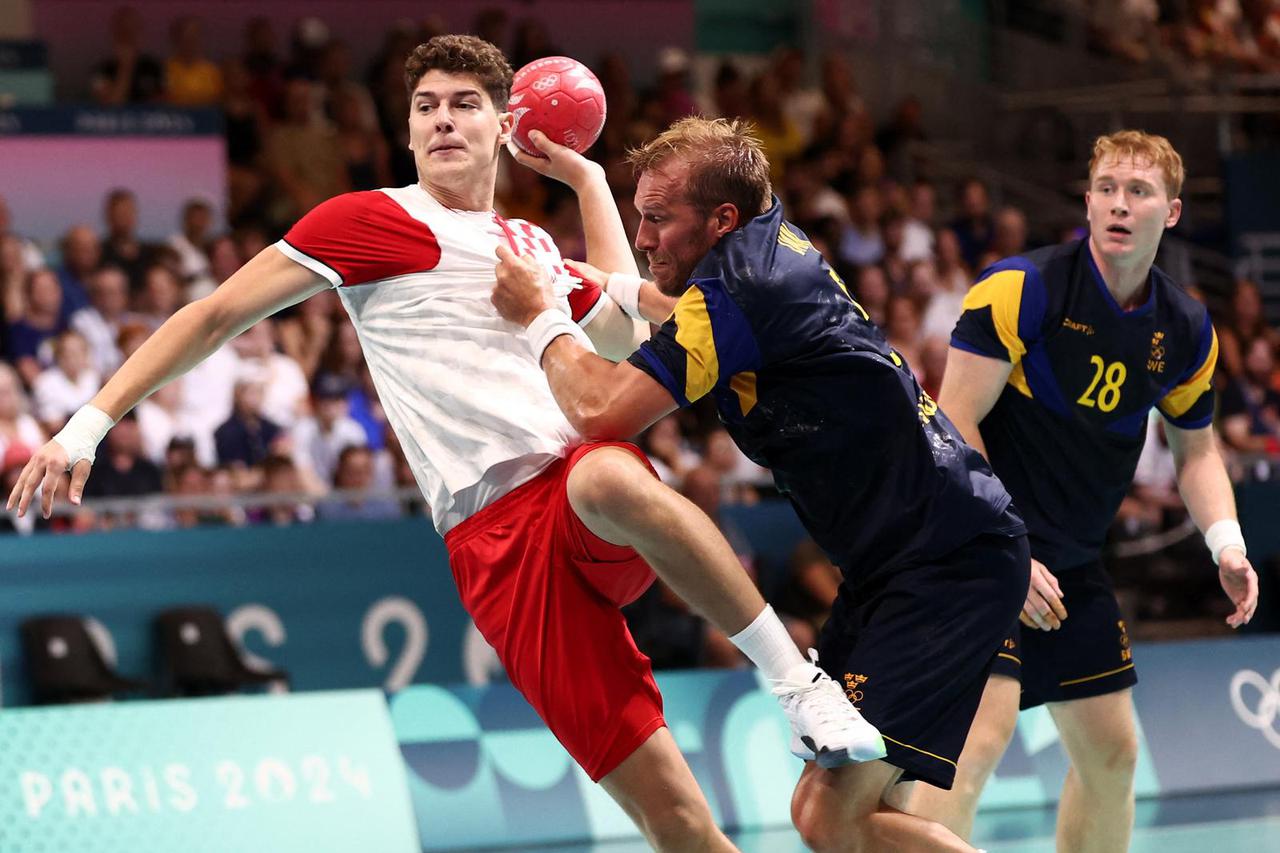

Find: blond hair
[1089,130,1184,199]
[627,117,772,219]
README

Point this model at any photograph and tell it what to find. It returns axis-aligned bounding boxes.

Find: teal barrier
[0,519,473,706]
[0,690,420,852]
[394,636,1280,849]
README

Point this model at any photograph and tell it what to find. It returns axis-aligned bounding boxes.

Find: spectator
[6,269,66,386]
[82,411,164,499]
[130,263,184,332]
[222,60,269,230]
[651,47,699,127]
[262,77,349,225]
[317,39,378,132]
[317,445,401,521]
[230,319,309,428]
[71,265,129,377]
[1,236,27,339]
[748,73,805,184]
[773,539,841,652]
[0,194,46,272]
[277,288,337,380]
[333,88,392,192]
[1220,337,1280,456]
[839,184,885,267]
[509,17,559,70]
[950,178,995,269]
[640,413,701,487]
[256,454,314,526]
[135,377,216,468]
[165,16,224,106]
[0,363,44,467]
[214,371,284,469]
[991,205,1030,259]
[292,373,367,485]
[918,335,950,401]
[899,180,937,262]
[935,227,972,292]
[876,96,928,183]
[1219,278,1280,379]
[854,264,890,327]
[167,198,215,287]
[100,189,154,289]
[711,61,748,121]
[774,46,824,146]
[56,225,99,317]
[32,330,99,433]
[241,15,283,114]
[90,5,164,105]
[167,463,212,529]
[885,295,924,374]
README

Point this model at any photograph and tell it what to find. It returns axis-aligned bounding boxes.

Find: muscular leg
[908,675,1020,839]
[792,760,982,853]
[1047,690,1138,853]
[600,728,738,853]
[567,446,767,635]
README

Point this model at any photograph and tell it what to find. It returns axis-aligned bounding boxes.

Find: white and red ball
[509,56,607,157]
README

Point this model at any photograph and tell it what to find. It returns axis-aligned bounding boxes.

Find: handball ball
[509,56,607,157]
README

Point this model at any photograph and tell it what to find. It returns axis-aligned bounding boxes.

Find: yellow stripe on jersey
[730,371,758,415]
[674,287,721,402]
[961,270,1027,363]
[1009,362,1032,398]
[1160,326,1219,418]
[778,224,811,256]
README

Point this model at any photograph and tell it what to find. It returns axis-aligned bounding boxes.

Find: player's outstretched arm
[1166,423,1259,627]
[937,347,1013,459]
[7,247,330,518]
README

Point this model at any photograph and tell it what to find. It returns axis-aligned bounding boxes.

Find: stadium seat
[20,615,147,704]
[153,605,289,696]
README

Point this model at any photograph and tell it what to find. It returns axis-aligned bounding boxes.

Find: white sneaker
[771,649,887,768]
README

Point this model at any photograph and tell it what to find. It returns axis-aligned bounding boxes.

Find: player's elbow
[571,395,638,442]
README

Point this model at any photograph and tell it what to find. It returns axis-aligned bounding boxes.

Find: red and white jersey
[275,184,606,533]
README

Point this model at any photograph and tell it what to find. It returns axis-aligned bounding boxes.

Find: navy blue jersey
[628,199,1022,586]
[951,239,1217,571]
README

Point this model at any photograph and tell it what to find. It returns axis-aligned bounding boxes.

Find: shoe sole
[800,735,888,768]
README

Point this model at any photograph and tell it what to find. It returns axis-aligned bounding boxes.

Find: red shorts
[444,442,665,781]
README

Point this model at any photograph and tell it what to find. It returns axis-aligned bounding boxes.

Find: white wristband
[605,272,646,320]
[51,404,114,470]
[524,309,596,365]
[1204,519,1247,565]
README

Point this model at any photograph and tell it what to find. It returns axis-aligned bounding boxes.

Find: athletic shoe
[771,649,887,768]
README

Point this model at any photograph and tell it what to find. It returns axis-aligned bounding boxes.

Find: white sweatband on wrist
[52,404,114,470]
[1205,519,1247,565]
[605,272,646,320]
[524,309,596,365]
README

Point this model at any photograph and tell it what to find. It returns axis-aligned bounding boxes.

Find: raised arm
[8,247,330,517]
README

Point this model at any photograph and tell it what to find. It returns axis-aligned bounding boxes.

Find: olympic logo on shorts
[1229,667,1280,750]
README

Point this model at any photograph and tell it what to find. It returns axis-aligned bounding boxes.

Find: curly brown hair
[403,35,513,110]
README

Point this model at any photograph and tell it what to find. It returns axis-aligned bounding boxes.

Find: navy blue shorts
[989,559,1137,710]
[817,532,1029,790]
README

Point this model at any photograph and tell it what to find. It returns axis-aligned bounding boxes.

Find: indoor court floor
[457,786,1280,852]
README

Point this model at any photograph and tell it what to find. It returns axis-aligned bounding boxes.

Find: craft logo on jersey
[1062,317,1095,335]
[1148,330,1166,374]
[843,673,868,707]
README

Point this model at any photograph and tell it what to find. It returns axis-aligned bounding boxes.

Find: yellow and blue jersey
[951,239,1217,571]
[628,199,1022,584]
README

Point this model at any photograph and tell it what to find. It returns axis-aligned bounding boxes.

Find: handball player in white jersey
[9,35,881,850]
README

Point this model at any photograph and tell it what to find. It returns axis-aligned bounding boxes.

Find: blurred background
[2,0,1280,680]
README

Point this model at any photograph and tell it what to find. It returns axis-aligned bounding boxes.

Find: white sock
[728,605,806,681]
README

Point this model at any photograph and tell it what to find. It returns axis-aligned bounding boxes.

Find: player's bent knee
[566,448,652,518]
[1081,730,1139,779]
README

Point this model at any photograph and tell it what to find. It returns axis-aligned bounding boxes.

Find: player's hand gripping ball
[509,56,607,157]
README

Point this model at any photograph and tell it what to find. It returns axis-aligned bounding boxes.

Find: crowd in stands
[2,5,1279,655]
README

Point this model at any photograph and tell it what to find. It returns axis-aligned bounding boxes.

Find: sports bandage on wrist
[52,405,114,470]
[524,308,596,365]
[1205,519,1247,565]
[605,272,646,320]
